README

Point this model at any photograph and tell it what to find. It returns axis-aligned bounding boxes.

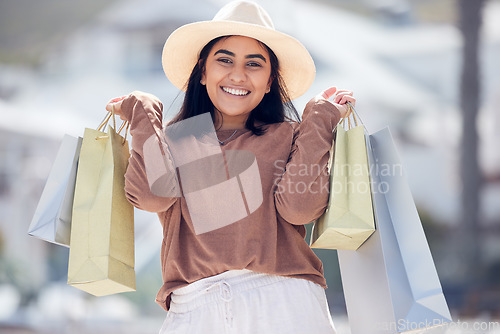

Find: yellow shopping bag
[67,111,135,296]
[310,105,375,250]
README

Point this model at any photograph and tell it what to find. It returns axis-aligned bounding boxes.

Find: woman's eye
[247,62,262,68]
[217,58,232,64]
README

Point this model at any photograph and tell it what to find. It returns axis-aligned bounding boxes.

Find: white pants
[159,269,336,334]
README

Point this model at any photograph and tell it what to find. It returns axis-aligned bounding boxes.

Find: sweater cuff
[120,91,164,129]
[303,98,341,132]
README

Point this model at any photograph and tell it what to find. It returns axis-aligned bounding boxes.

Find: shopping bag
[67,112,135,296]
[310,108,375,250]
[28,134,82,247]
[337,127,452,333]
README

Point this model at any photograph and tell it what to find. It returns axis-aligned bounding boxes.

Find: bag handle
[96,105,130,144]
[339,102,361,130]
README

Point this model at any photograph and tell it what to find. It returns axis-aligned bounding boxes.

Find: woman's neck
[214,110,248,130]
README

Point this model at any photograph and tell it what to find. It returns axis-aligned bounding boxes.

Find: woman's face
[201,36,272,129]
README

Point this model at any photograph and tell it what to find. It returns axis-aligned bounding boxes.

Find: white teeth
[222,87,249,96]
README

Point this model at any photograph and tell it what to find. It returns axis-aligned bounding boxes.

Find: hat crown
[213,1,275,30]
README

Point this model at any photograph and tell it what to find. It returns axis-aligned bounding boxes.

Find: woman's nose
[228,65,246,83]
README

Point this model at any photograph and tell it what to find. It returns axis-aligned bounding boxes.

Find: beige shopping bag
[67,112,135,296]
[310,106,375,250]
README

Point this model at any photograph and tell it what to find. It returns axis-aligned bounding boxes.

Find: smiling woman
[201,36,273,130]
[169,33,295,136]
[104,1,356,333]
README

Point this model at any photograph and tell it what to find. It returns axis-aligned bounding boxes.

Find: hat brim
[162,20,315,100]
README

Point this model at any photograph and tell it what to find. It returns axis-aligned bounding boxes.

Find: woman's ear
[199,59,207,85]
[266,77,273,93]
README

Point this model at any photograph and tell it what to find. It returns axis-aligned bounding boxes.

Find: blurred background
[0,0,499,333]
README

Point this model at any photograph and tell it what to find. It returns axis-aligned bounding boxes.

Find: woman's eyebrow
[214,49,267,63]
[214,49,235,57]
[246,54,267,62]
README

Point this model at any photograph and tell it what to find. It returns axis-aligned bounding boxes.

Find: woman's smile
[221,86,250,96]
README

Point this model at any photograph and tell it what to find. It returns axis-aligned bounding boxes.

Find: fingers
[105,95,127,115]
[320,86,337,99]
[315,87,356,119]
[105,103,113,113]
[106,96,126,110]
[318,88,355,107]
[332,90,355,106]
[110,96,127,103]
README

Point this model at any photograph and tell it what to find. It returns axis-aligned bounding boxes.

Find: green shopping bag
[67,111,135,295]
[310,105,375,250]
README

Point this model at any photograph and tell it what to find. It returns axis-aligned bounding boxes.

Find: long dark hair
[169,36,300,135]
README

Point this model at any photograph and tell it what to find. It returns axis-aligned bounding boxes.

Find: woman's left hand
[105,95,128,120]
[317,86,355,118]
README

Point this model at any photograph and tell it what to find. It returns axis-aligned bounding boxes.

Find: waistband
[169,270,289,313]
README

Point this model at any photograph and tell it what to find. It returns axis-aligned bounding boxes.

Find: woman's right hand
[316,86,355,119]
[105,95,128,120]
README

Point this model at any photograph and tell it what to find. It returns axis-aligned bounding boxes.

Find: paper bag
[338,127,452,333]
[310,115,375,250]
[28,134,82,247]
[67,118,135,296]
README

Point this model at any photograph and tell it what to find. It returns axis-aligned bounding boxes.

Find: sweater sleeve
[274,98,341,225]
[121,91,179,213]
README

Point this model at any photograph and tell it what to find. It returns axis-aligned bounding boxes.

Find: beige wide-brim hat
[162,0,315,100]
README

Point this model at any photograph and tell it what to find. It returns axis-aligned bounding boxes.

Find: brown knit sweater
[120,91,341,311]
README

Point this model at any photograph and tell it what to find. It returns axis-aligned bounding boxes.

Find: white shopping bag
[28,134,82,247]
[337,127,452,333]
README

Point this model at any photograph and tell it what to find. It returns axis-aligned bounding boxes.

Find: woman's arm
[107,91,179,213]
[274,87,354,225]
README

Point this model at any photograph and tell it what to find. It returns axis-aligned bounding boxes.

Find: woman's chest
[222,125,294,192]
